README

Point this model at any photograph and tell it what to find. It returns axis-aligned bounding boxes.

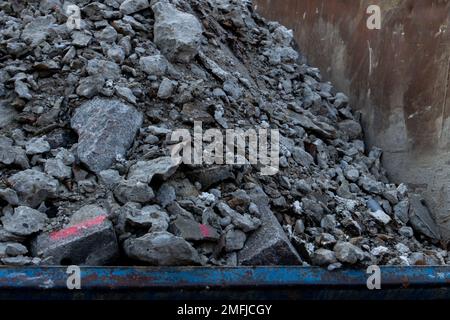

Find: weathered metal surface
[254,0,450,242]
[0,266,448,299]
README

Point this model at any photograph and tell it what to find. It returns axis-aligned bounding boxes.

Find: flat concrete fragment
[238,187,302,265]
[31,214,119,265]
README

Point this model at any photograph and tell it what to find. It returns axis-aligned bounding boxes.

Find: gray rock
[338,120,362,140]
[394,200,410,224]
[294,219,305,234]
[311,249,337,266]
[157,78,175,99]
[0,242,28,257]
[45,158,72,179]
[0,101,17,129]
[1,256,40,266]
[399,226,414,238]
[120,0,150,15]
[344,167,360,182]
[0,138,29,168]
[217,202,261,233]
[170,215,220,241]
[383,189,399,205]
[333,242,364,264]
[186,166,234,189]
[115,86,137,104]
[123,231,201,265]
[98,169,121,188]
[139,55,169,76]
[292,147,314,168]
[108,45,126,64]
[71,98,143,173]
[0,188,19,206]
[152,1,203,62]
[238,187,302,265]
[128,157,180,183]
[359,176,384,195]
[156,184,176,207]
[21,15,56,47]
[223,80,242,99]
[224,229,246,252]
[408,194,440,240]
[31,213,119,265]
[0,227,25,243]
[114,179,155,204]
[86,59,121,80]
[1,206,47,236]
[71,31,92,47]
[76,76,105,98]
[25,137,51,155]
[8,170,59,208]
[367,198,392,225]
[95,25,118,43]
[15,80,32,100]
[69,205,106,226]
[126,205,170,232]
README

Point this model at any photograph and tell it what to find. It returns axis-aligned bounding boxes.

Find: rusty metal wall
[254,0,450,240]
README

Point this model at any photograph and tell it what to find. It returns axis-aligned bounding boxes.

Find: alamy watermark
[66,265,81,290]
[66,4,81,30]
[169,121,280,176]
[366,265,381,290]
[367,5,381,30]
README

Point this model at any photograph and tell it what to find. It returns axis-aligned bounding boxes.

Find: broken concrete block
[31,214,119,265]
[8,169,59,208]
[1,206,47,236]
[120,0,150,15]
[216,202,261,232]
[0,242,28,258]
[169,215,220,241]
[123,231,201,266]
[333,241,364,265]
[238,187,302,265]
[224,228,246,252]
[71,98,143,173]
[152,1,203,62]
[186,166,234,190]
[113,179,155,204]
[126,205,170,232]
[128,157,180,183]
[408,194,440,240]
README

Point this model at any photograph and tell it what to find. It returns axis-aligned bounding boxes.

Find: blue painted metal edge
[0,266,448,290]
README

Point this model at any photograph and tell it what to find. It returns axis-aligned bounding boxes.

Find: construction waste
[0,0,447,268]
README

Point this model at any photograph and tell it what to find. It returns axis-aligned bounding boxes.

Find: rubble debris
[0,0,445,267]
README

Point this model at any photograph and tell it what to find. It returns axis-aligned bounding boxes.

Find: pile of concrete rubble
[0,0,447,268]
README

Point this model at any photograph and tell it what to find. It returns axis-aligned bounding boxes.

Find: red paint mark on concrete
[199,224,210,237]
[49,215,107,241]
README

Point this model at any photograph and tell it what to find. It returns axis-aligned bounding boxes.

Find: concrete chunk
[409,194,440,240]
[31,214,119,265]
[169,215,220,241]
[123,231,201,266]
[71,98,143,173]
[238,187,302,265]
